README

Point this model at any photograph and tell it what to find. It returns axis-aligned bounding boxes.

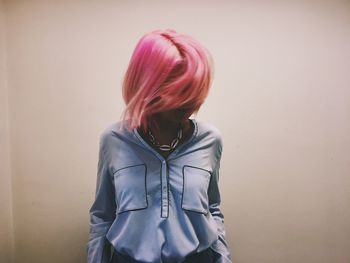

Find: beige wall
[0,0,14,262]
[1,1,350,263]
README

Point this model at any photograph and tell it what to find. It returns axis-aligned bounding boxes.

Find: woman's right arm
[87,132,117,263]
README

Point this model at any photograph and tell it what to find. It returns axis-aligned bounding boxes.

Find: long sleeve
[208,136,233,263]
[87,133,117,263]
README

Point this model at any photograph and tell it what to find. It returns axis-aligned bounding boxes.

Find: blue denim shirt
[87,118,233,263]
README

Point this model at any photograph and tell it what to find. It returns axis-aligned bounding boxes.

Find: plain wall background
[0,0,14,262]
[1,0,350,262]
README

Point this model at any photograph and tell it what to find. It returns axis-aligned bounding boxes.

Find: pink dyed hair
[119,28,214,133]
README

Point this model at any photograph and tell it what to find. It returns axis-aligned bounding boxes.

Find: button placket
[161,160,169,217]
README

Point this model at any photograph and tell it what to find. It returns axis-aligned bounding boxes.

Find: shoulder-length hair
[119,28,214,133]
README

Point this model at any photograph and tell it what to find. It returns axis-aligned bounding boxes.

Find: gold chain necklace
[148,122,183,151]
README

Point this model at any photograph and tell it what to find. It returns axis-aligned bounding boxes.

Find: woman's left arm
[208,135,233,263]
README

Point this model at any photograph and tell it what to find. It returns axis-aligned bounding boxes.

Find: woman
[87,29,233,263]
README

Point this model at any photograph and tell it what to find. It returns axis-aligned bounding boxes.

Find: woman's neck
[139,118,192,146]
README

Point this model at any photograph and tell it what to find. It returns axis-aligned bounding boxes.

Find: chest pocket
[182,165,211,214]
[113,164,148,214]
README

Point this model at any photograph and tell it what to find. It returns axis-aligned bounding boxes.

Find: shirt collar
[110,118,198,162]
